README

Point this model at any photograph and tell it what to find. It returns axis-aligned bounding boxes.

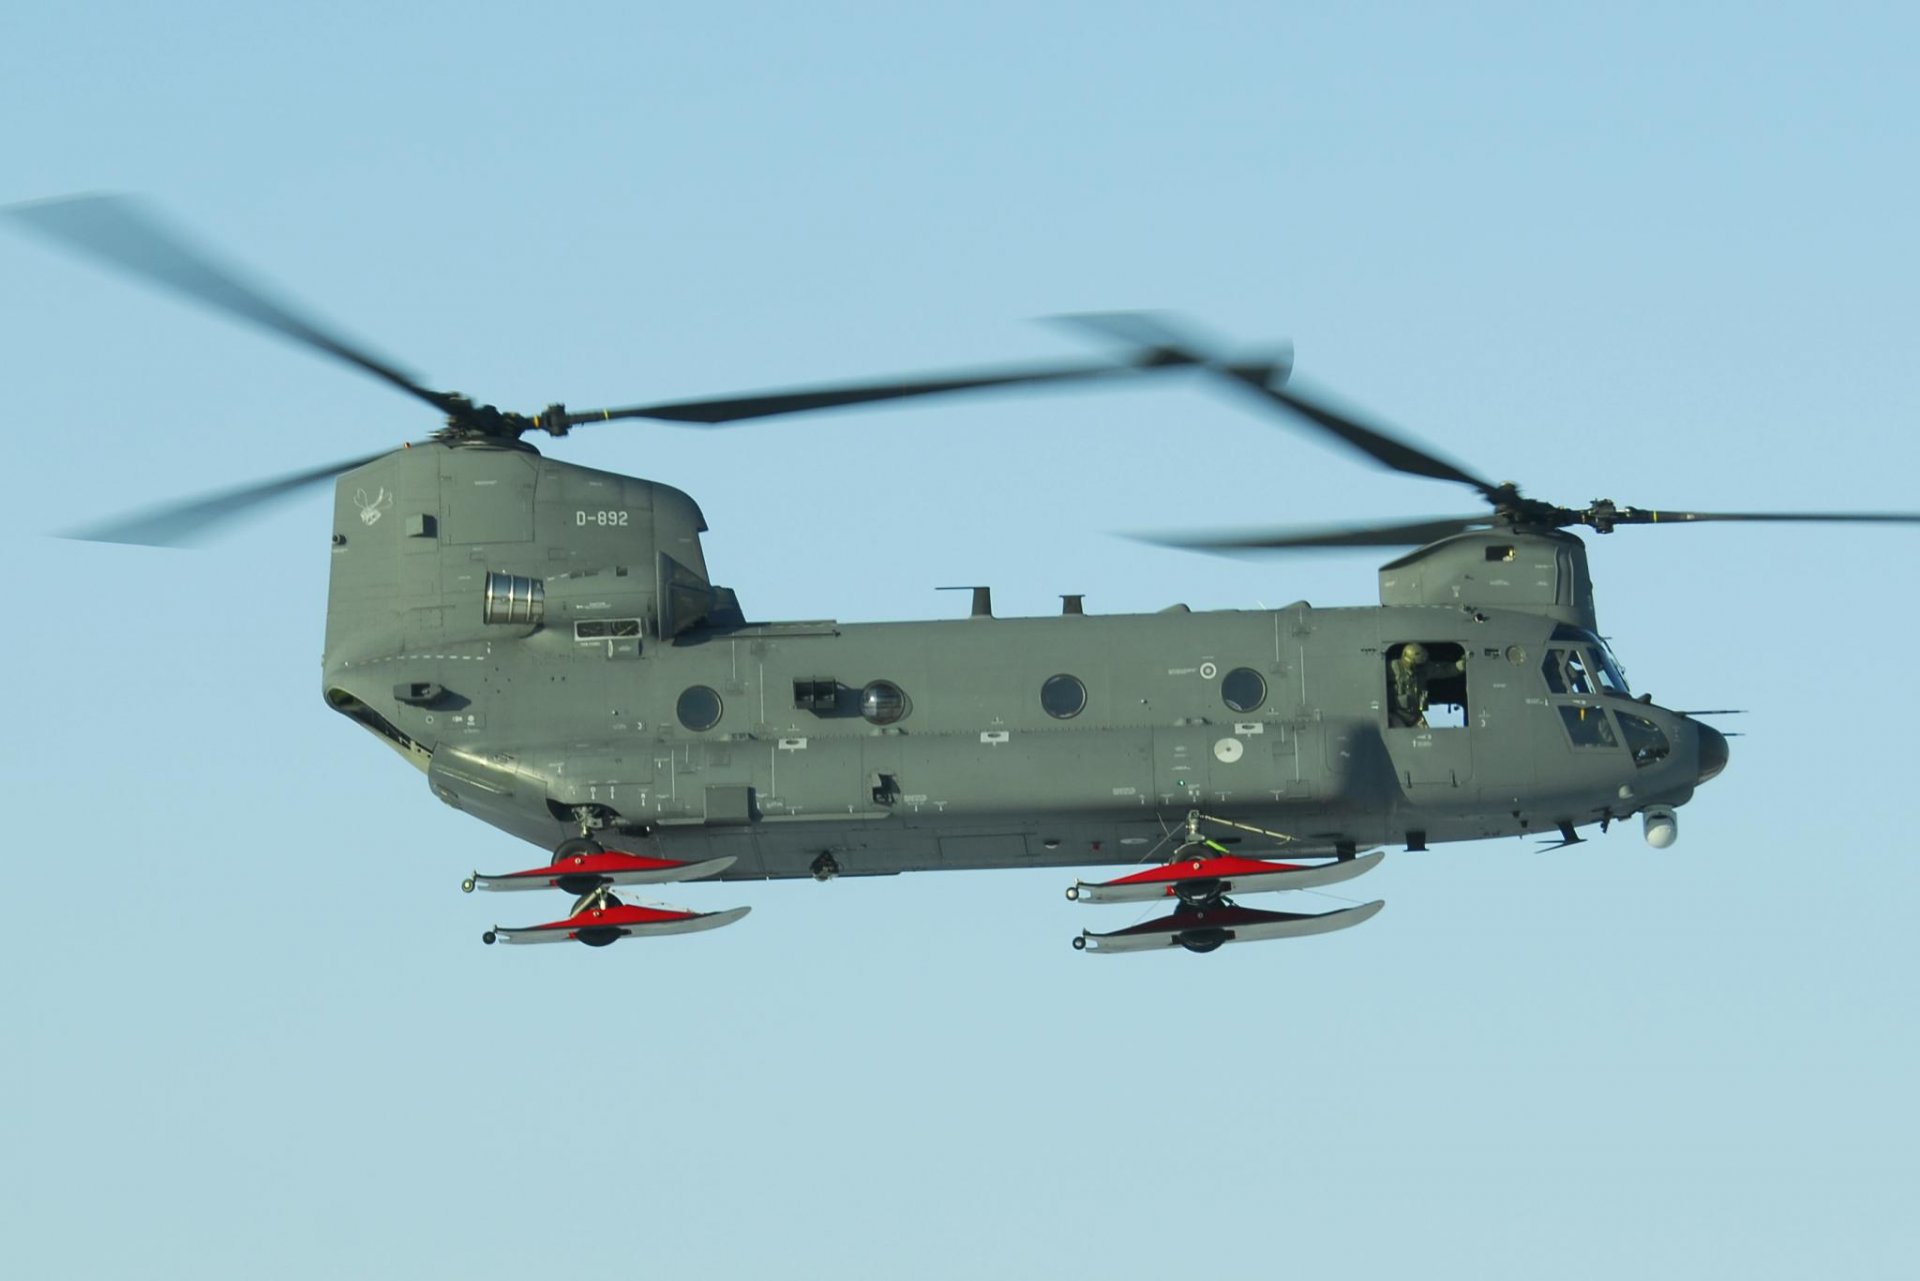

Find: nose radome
[1696,722,1730,784]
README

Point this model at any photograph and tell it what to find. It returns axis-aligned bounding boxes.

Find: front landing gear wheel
[553,837,603,864]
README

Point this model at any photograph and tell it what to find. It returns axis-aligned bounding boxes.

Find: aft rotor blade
[561,355,1203,427]
[1144,515,1491,552]
[4,194,456,419]
[1602,508,1920,528]
[65,449,396,546]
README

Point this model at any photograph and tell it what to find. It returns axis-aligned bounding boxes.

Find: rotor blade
[4,194,456,419]
[1249,383,1505,498]
[1048,310,1295,387]
[1054,312,1502,499]
[1141,515,1492,552]
[1604,508,1920,528]
[560,355,1204,428]
[64,449,396,546]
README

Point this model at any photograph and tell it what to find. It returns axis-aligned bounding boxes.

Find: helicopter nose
[1695,721,1730,784]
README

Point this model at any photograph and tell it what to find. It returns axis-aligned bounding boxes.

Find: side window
[1559,705,1617,748]
[676,686,723,732]
[1385,641,1468,729]
[1616,712,1670,766]
[1040,674,1087,720]
[1220,667,1266,713]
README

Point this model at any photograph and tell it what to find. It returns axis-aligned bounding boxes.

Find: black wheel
[1065,885,1080,901]
[1173,878,1225,908]
[461,876,476,894]
[553,837,603,864]
[1071,935,1087,951]
[1175,927,1231,954]
[482,930,497,945]
[575,927,622,948]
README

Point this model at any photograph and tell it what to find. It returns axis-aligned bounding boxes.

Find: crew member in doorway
[1388,643,1465,728]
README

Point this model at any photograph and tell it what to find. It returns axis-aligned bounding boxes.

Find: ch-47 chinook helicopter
[15,195,1920,955]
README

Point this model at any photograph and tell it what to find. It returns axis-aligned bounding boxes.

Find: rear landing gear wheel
[461,876,476,894]
[482,930,497,945]
[1072,935,1087,951]
[1065,885,1080,901]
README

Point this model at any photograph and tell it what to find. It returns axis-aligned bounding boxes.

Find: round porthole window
[676,685,723,731]
[1041,674,1087,719]
[860,680,908,725]
[1221,666,1267,713]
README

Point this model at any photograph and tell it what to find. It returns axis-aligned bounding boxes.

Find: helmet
[1400,642,1428,664]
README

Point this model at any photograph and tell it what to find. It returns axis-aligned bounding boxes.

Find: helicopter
[13,195,1919,955]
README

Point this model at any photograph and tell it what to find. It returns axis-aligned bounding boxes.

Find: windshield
[1549,625,1631,695]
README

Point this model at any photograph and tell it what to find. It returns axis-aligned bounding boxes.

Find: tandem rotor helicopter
[13,194,1919,955]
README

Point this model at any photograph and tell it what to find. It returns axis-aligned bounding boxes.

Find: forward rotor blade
[1143,515,1491,552]
[562,354,1203,428]
[65,449,396,546]
[1602,508,1920,528]
[1250,382,1504,499]
[4,195,455,419]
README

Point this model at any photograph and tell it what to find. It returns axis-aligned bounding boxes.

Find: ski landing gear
[1068,811,1385,955]
[468,839,748,948]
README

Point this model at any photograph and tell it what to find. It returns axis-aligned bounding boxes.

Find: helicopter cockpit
[1538,625,1673,768]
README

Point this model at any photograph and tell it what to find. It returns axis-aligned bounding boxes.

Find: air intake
[483,572,545,625]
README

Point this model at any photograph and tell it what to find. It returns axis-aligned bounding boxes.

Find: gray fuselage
[321,442,1722,879]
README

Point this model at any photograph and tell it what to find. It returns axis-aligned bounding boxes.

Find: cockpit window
[1542,645,1628,697]
[1550,625,1631,694]
[1542,648,1594,694]
[1559,705,1617,748]
[1616,712,1671,766]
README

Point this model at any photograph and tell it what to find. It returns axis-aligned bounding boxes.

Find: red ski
[1066,849,1383,905]
[483,888,750,948]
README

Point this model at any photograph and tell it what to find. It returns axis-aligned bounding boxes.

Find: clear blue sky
[4,4,1917,1278]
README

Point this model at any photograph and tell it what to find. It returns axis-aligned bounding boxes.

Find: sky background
[3,3,1918,1277]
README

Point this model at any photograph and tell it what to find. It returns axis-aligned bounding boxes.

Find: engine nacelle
[1378,529,1596,632]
